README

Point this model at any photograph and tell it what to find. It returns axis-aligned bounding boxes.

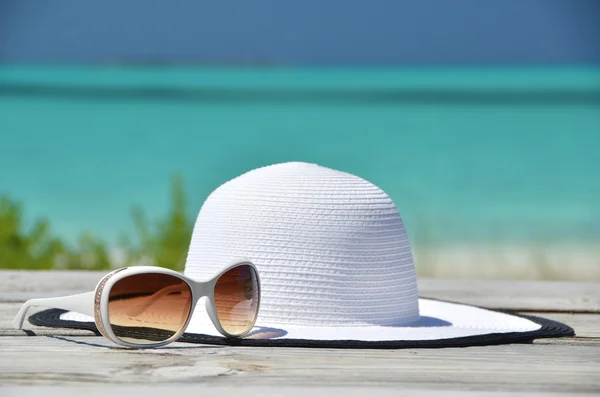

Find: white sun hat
[34,161,572,347]
[176,161,571,346]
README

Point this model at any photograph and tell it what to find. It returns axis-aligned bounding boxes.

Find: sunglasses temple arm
[12,291,95,330]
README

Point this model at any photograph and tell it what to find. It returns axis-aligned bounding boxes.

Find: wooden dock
[0,270,599,396]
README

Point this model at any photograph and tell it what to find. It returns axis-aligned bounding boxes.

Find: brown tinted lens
[214,265,259,336]
[108,273,192,345]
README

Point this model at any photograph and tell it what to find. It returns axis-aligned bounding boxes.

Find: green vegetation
[119,175,192,271]
[0,175,192,271]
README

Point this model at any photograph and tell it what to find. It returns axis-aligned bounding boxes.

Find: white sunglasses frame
[13,258,261,349]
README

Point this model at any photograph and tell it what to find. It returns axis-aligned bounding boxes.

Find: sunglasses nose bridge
[191,280,213,299]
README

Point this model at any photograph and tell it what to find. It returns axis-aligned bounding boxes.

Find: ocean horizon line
[2,82,599,105]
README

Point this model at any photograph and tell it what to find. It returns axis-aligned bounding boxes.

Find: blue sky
[1,0,599,65]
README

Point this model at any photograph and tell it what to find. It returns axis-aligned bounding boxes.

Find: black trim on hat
[26,302,574,349]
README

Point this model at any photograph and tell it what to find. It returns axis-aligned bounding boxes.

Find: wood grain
[0,386,593,397]
[1,270,599,394]
[0,336,598,393]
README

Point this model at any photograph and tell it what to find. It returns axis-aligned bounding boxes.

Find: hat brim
[27,297,573,348]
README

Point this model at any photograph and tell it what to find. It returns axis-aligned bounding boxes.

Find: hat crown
[185,162,419,326]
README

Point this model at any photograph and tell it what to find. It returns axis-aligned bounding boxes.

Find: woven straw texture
[184,162,420,327]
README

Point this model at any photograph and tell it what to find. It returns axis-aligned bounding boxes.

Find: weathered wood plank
[0,270,102,302]
[2,271,599,394]
[2,270,599,312]
[0,386,593,397]
[0,336,599,393]
[418,279,600,313]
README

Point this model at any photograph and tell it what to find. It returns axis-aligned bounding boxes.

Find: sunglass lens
[214,265,260,336]
[107,273,192,345]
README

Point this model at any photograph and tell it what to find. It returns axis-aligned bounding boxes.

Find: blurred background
[0,0,599,280]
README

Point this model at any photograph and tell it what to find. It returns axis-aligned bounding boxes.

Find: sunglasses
[13,259,261,348]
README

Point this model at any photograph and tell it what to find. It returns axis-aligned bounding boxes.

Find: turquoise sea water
[1,66,599,248]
